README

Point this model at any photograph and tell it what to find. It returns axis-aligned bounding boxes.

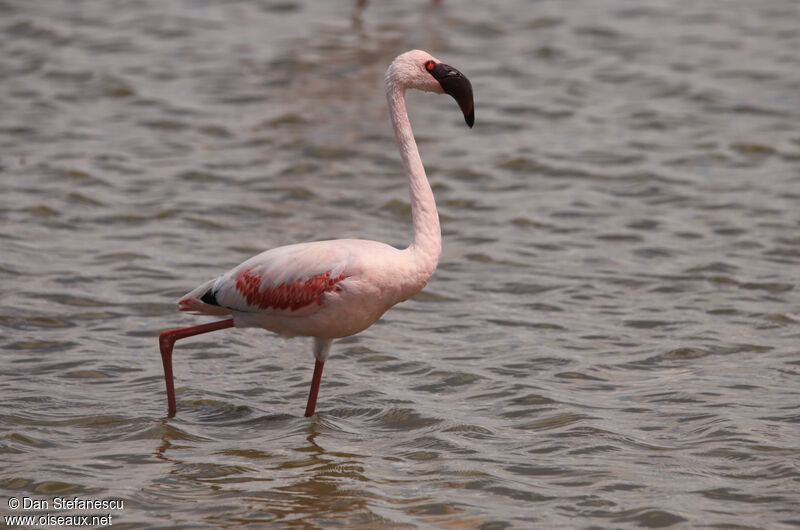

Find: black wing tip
[465,109,474,128]
[200,289,220,306]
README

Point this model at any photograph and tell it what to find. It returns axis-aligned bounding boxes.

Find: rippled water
[2,0,799,527]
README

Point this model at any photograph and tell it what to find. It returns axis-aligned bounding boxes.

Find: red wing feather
[235,269,347,312]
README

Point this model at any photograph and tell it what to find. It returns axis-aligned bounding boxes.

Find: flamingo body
[178,239,432,341]
[159,50,474,417]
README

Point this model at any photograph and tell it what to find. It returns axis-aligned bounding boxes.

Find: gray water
[2,1,799,528]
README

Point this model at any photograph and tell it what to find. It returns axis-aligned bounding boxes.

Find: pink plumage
[159,50,474,418]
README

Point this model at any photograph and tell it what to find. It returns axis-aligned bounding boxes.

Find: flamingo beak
[430,62,474,128]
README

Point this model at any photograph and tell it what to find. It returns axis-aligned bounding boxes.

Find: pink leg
[159,319,234,416]
[304,359,325,417]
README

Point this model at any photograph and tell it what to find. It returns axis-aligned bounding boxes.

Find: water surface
[1,1,799,527]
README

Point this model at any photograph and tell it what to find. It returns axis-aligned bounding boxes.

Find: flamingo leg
[159,318,234,416]
[304,360,325,417]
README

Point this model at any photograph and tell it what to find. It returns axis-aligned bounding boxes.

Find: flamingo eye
[425,60,436,72]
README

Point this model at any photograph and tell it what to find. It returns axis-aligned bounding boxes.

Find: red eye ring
[425,60,436,71]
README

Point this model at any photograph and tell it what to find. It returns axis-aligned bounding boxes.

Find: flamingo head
[387,49,474,128]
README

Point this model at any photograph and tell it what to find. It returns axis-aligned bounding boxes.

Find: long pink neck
[385,83,442,279]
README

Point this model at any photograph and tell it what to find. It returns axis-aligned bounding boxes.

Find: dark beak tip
[431,63,475,129]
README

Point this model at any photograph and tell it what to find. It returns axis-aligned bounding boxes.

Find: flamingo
[159,49,474,418]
